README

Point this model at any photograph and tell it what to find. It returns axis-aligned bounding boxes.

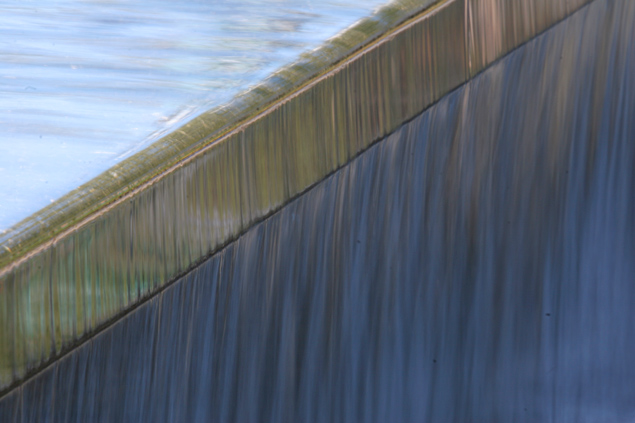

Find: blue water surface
[0,0,388,231]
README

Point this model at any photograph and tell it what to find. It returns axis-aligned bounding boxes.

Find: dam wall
[1,0,634,421]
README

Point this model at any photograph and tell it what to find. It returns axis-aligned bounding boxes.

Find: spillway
[1,0,634,421]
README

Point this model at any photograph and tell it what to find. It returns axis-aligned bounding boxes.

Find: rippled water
[0,0,387,230]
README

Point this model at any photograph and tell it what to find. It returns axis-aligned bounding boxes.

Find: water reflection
[0,0,386,230]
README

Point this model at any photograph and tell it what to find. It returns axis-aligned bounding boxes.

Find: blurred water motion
[0,0,386,230]
[1,0,634,421]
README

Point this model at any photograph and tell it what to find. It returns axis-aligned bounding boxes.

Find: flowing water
[1,0,634,421]
[0,0,387,230]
